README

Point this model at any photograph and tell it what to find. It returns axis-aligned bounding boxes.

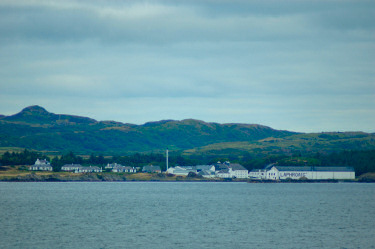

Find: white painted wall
[267,166,355,180]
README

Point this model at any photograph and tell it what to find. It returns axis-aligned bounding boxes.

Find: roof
[77,166,101,171]
[229,163,247,171]
[250,169,266,172]
[35,159,50,165]
[314,166,354,172]
[274,166,354,172]
[215,163,247,171]
[177,166,195,170]
[198,170,215,176]
[113,165,133,169]
[142,165,161,172]
[218,169,229,173]
[195,165,214,171]
[107,163,123,167]
[173,168,195,174]
[62,164,82,168]
[215,163,229,171]
[264,164,276,170]
[85,166,101,170]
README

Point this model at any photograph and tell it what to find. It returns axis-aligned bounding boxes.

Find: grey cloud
[0,0,374,132]
[1,0,373,45]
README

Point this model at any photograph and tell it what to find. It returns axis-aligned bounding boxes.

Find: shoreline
[0,174,369,183]
[1,167,374,182]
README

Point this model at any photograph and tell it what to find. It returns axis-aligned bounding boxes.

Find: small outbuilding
[142,165,162,173]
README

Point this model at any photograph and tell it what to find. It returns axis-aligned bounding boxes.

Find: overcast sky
[0,0,374,132]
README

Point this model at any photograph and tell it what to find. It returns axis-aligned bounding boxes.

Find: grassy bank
[1,165,372,182]
[0,165,232,182]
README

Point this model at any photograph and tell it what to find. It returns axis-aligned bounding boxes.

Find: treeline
[0,150,199,172]
[0,150,48,166]
[274,150,375,176]
[319,150,375,176]
[1,149,375,176]
[50,152,199,171]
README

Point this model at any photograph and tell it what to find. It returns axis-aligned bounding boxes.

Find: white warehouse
[267,165,355,180]
[251,165,355,180]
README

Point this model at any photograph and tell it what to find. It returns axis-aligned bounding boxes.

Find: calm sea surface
[0,182,374,249]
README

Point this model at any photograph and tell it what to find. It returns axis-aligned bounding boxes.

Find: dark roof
[177,166,195,170]
[218,169,230,173]
[215,163,229,171]
[250,169,266,172]
[274,166,354,172]
[108,163,123,167]
[142,165,161,172]
[229,163,247,171]
[198,170,215,176]
[314,166,354,172]
[62,164,82,167]
[264,164,276,170]
[195,165,214,171]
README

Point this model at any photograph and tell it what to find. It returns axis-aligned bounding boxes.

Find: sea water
[0,182,374,249]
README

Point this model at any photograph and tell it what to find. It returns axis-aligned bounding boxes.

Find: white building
[61,164,83,172]
[216,169,231,178]
[252,165,355,180]
[215,162,248,179]
[75,166,102,173]
[29,159,53,171]
[196,165,216,178]
[249,169,267,179]
[167,165,217,178]
[142,165,162,173]
[112,165,136,173]
[105,163,122,169]
[61,164,102,173]
[167,166,197,176]
[228,163,249,178]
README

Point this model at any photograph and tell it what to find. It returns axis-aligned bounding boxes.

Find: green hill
[183,132,375,158]
[0,105,298,154]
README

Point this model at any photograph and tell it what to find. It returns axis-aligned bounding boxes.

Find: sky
[0,0,374,133]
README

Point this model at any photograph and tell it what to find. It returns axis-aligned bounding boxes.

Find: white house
[75,166,102,173]
[112,165,136,173]
[61,164,83,172]
[105,163,122,169]
[29,159,53,171]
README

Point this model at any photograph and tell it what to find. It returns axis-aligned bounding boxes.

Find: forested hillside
[0,105,296,153]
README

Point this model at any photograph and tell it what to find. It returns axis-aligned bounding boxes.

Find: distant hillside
[0,105,298,154]
[183,132,375,159]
